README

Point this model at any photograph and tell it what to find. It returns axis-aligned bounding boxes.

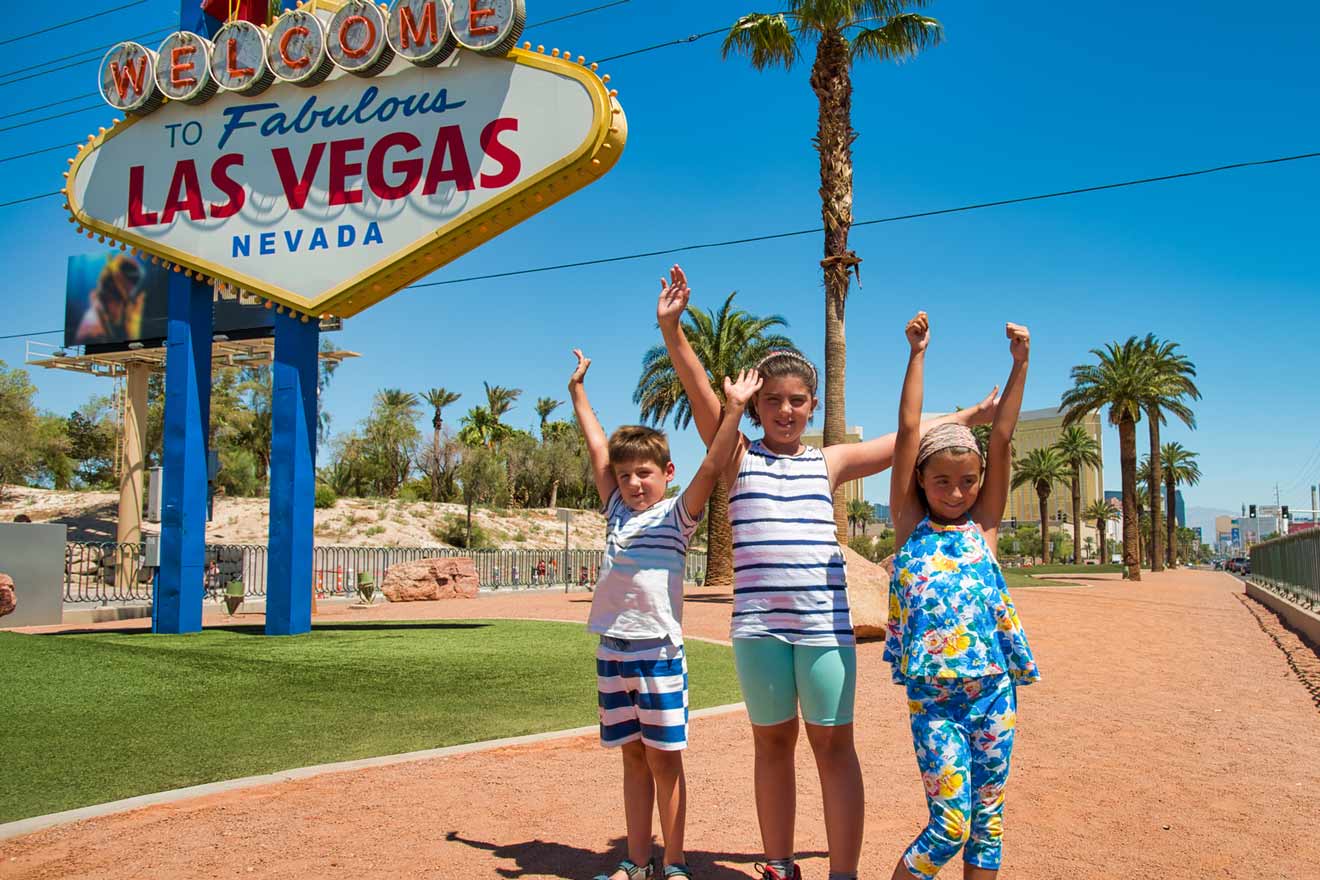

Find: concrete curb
[0,701,747,842]
[1244,580,1320,647]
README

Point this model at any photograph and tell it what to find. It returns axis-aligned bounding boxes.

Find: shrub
[314,484,337,509]
[430,514,492,549]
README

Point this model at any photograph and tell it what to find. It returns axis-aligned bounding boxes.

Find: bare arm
[681,370,762,520]
[657,265,741,455]
[568,349,616,507]
[891,312,931,548]
[974,323,1031,544]
[824,386,1000,487]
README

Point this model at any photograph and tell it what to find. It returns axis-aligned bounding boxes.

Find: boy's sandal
[662,864,693,878]
[592,859,653,880]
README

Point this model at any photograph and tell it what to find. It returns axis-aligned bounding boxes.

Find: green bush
[313,484,337,509]
[430,514,492,549]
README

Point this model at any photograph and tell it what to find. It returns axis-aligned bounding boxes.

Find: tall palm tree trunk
[431,420,442,502]
[1071,469,1082,564]
[811,29,856,545]
[704,478,735,588]
[1146,408,1164,572]
[1095,516,1107,565]
[1037,489,1051,564]
[549,479,559,510]
[1165,479,1178,568]
[1119,418,1141,581]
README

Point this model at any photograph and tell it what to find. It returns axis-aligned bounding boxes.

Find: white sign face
[67,48,625,317]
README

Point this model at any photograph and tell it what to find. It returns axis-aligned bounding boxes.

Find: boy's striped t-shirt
[587,489,700,645]
[728,440,854,647]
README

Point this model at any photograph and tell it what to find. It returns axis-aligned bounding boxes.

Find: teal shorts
[732,637,856,726]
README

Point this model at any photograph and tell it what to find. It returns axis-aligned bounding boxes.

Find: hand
[569,349,591,386]
[905,311,930,353]
[657,265,690,328]
[959,386,1000,426]
[723,369,763,410]
[1007,322,1030,362]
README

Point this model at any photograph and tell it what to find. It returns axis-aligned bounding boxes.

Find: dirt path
[4,571,1319,879]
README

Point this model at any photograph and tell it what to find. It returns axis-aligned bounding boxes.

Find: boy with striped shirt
[569,348,761,880]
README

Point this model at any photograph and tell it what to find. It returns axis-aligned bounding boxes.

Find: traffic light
[1249,504,1257,517]
[1282,505,1290,519]
[1009,516,1017,529]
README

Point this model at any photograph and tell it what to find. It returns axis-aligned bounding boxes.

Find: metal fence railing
[63,541,709,603]
[1251,529,1320,610]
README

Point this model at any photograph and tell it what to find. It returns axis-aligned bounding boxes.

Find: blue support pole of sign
[156,275,213,634]
[266,312,319,636]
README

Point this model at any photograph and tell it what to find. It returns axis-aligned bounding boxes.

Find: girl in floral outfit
[885,312,1039,880]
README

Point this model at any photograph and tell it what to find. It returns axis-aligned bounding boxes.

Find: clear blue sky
[3,1,1319,534]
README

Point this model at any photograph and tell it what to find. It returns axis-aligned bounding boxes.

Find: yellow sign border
[65,47,626,318]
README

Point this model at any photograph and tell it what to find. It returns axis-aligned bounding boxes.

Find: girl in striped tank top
[657,266,997,880]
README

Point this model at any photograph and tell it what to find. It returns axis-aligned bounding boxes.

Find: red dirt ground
[4,570,1319,879]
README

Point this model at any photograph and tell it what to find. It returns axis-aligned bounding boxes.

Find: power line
[0,1,148,48]
[0,93,100,123]
[0,142,77,164]
[0,103,106,134]
[407,150,1320,288]
[0,329,61,341]
[596,27,727,63]
[0,190,62,209]
[526,0,631,30]
[0,26,175,80]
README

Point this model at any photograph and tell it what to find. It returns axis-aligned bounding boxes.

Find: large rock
[381,557,479,602]
[0,572,15,618]
[843,547,894,640]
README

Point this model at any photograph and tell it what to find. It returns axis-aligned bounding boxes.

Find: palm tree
[535,397,564,436]
[421,388,461,501]
[1011,446,1069,564]
[1084,499,1120,566]
[1053,425,1101,565]
[458,405,509,449]
[1161,442,1201,567]
[483,383,522,423]
[635,292,796,587]
[1138,335,1200,573]
[723,1,942,538]
[1061,338,1153,581]
[846,498,873,537]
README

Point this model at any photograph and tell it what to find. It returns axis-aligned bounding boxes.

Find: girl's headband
[754,350,818,389]
[916,423,982,467]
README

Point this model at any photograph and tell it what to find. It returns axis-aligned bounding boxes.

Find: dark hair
[915,447,984,513]
[608,425,671,468]
[748,350,818,426]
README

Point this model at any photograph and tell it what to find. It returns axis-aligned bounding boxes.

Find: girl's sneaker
[756,863,801,880]
[662,865,693,879]
[593,859,653,880]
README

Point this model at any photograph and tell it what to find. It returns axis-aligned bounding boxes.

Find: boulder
[0,572,15,618]
[381,557,479,602]
[842,547,894,640]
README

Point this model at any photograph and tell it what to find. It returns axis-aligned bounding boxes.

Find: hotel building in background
[1003,406,1105,526]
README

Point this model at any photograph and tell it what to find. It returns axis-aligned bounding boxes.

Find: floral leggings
[900,674,1017,877]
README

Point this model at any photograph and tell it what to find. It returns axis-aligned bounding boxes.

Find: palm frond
[723,13,800,70]
[849,13,942,62]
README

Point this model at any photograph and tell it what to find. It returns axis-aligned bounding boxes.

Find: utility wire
[0,190,62,209]
[0,93,101,123]
[406,150,1320,288]
[0,103,107,134]
[0,142,77,164]
[596,27,727,63]
[526,0,631,30]
[0,26,175,80]
[0,329,62,341]
[0,1,148,48]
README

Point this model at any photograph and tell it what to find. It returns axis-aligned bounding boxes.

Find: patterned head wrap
[917,423,982,468]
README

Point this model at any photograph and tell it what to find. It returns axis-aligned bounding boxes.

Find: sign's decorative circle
[387,0,458,67]
[267,9,335,87]
[99,42,164,115]
[450,0,526,54]
[329,1,395,77]
[210,20,275,96]
[154,32,218,104]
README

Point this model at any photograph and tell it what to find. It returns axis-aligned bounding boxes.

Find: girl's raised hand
[1007,322,1031,362]
[905,311,930,353]
[657,264,690,328]
[569,348,591,386]
[723,368,763,410]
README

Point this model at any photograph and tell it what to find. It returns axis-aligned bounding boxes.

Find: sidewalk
[3,571,1318,878]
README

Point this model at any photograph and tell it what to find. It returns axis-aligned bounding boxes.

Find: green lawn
[1002,570,1071,589]
[1010,563,1124,575]
[0,620,741,824]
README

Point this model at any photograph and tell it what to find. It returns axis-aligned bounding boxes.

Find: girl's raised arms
[972,323,1030,548]
[890,312,931,547]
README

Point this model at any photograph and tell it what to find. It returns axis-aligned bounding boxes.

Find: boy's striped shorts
[596,636,689,751]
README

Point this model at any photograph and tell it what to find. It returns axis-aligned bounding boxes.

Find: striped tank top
[728,439,854,646]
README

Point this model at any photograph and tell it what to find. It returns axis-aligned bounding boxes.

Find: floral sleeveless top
[883,516,1040,686]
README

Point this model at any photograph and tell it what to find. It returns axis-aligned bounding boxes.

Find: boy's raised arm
[975,323,1030,536]
[681,370,762,521]
[891,312,931,545]
[568,349,617,507]
[657,265,726,448]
